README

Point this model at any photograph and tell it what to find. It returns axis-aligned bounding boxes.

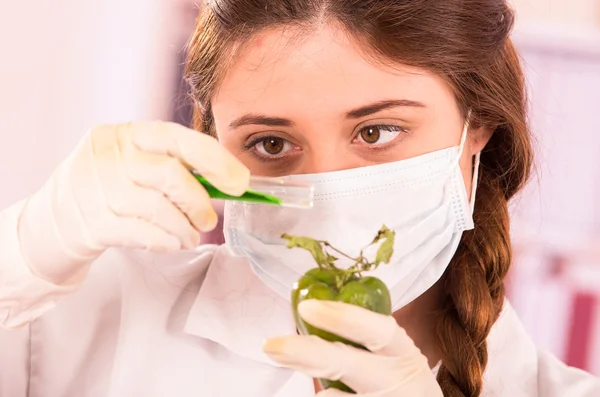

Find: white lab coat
[0,200,599,397]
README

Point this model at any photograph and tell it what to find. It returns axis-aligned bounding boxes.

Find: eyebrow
[345,99,426,119]
[229,114,295,129]
[228,99,425,129]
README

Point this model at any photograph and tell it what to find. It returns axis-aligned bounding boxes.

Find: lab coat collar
[183,245,297,367]
[123,246,315,396]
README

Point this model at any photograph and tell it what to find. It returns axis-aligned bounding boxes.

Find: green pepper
[291,268,392,392]
[282,226,395,394]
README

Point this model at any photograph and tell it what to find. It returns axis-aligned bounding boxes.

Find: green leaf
[281,234,331,267]
[373,225,395,265]
[371,225,393,244]
[326,254,338,266]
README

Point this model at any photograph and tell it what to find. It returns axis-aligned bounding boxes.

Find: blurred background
[1,0,600,375]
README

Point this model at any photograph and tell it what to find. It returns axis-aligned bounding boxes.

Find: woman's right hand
[17,121,249,282]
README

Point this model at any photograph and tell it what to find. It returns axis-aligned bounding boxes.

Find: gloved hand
[18,121,249,284]
[263,300,443,397]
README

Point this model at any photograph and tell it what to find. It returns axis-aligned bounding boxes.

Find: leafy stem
[281,225,396,289]
[320,242,358,263]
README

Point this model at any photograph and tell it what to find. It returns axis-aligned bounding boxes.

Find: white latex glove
[18,121,249,284]
[263,300,443,397]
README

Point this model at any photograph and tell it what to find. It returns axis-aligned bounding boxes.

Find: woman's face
[212,25,491,194]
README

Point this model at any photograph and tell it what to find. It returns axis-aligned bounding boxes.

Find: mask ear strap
[452,110,479,213]
[470,151,481,214]
[453,110,472,167]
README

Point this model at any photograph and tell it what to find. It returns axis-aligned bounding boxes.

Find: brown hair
[185,1,533,396]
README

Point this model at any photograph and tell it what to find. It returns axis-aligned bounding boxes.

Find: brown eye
[356,125,405,145]
[252,136,294,158]
[360,126,381,144]
[262,137,285,154]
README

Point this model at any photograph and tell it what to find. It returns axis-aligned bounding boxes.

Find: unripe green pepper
[282,226,395,394]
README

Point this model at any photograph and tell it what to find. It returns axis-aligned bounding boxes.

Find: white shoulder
[483,300,600,397]
[536,349,600,397]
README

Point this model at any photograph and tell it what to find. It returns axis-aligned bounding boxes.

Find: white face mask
[223,120,479,311]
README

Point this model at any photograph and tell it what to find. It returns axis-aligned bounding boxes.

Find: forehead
[212,25,456,120]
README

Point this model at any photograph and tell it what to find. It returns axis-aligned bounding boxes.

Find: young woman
[1,1,599,396]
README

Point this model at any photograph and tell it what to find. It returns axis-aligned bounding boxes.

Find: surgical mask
[223,120,479,311]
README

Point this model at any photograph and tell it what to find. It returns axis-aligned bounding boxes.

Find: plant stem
[312,231,390,287]
[321,242,360,263]
[322,242,378,273]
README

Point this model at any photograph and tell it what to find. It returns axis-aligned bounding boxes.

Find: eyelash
[243,124,408,161]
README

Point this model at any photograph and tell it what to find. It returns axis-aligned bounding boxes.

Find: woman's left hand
[263,300,443,397]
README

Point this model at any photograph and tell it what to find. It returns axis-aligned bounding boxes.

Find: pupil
[263,138,284,154]
[361,127,381,144]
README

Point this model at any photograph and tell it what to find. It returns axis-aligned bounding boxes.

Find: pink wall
[0,0,178,209]
[509,27,600,375]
